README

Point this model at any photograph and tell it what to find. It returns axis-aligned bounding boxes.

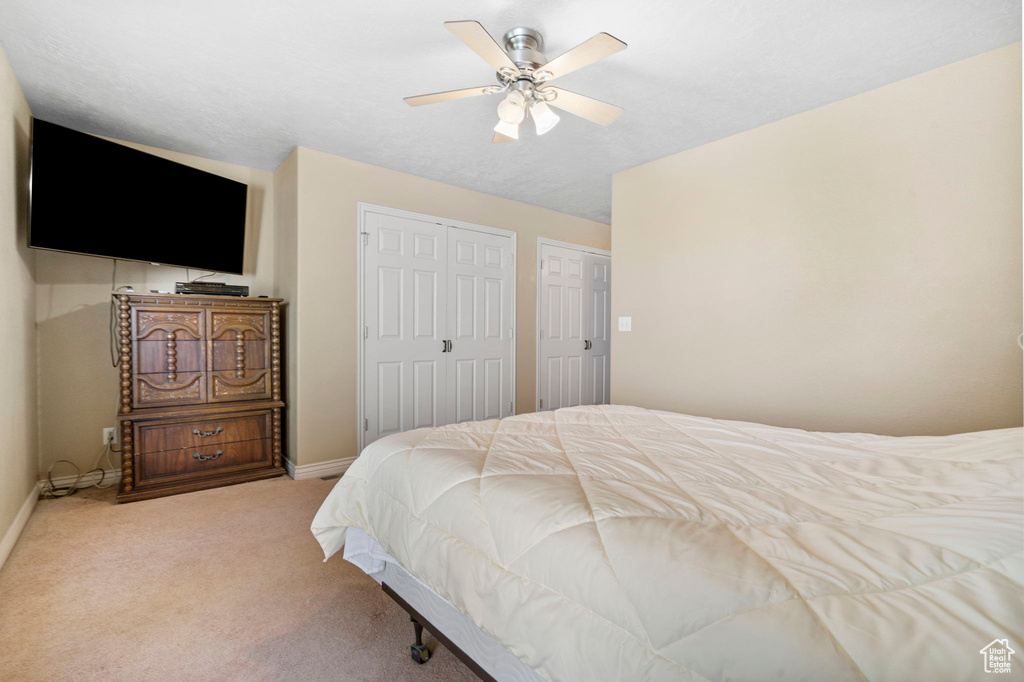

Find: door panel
[547,356,563,409]
[455,358,476,423]
[413,271,438,339]
[568,355,582,406]
[584,253,612,405]
[445,226,514,424]
[363,211,449,445]
[538,245,611,411]
[377,361,403,435]
[483,358,504,420]
[412,360,438,429]
[538,244,586,410]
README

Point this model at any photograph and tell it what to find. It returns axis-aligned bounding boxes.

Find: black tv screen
[29,119,248,274]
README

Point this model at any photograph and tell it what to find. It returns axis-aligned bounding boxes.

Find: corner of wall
[0,42,40,563]
[272,148,300,464]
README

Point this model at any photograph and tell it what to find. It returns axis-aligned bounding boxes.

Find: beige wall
[279,147,610,466]
[0,45,38,549]
[611,43,1022,436]
[27,132,607,475]
[35,143,275,475]
[271,148,299,462]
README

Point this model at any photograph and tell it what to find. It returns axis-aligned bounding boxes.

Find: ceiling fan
[404,21,627,143]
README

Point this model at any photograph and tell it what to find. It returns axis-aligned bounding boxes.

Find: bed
[311,405,1022,681]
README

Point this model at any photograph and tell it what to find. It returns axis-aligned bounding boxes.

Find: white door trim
[537,238,611,258]
[535,238,611,412]
[357,202,517,452]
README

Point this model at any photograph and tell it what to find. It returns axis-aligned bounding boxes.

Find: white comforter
[311,405,1023,681]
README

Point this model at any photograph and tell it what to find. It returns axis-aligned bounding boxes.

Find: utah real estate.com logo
[980,639,1015,674]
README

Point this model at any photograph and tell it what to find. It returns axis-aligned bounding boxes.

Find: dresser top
[112,292,283,304]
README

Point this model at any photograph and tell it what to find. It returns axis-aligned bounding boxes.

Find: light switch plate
[618,316,632,332]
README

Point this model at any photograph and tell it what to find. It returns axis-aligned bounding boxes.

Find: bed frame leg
[410,616,431,664]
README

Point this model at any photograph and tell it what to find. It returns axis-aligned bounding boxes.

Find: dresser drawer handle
[193,450,223,462]
[192,427,224,437]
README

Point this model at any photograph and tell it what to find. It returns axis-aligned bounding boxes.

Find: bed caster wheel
[410,618,430,663]
[411,643,431,664]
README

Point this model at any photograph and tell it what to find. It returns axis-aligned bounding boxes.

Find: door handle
[447,340,453,353]
[584,340,592,350]
[442,340,448,353]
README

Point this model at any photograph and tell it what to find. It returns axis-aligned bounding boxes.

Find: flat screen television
[29,119,248,275]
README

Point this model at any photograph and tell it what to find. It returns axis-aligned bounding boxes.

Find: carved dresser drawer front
[136,411,271,455]
[137,338,204,375]
[209,369,271,402]
[211,338,268,371]
[133,372,207,408]
[136,438,272,486]
[132,308,206,375]
[208,309,270,367]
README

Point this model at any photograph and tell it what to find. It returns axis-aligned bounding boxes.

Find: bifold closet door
[363,209,515,447]
[446,226,514,423]
[363,211,449,444]
[584,253,611,405]
[538,244,587,410]
[537,243,611,411]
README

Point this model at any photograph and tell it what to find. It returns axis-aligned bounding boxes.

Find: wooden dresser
[113,293,285,502]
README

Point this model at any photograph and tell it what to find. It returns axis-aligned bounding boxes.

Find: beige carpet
[0,477,478,681]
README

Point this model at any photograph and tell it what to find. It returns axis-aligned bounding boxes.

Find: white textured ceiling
[1,1,1019,223]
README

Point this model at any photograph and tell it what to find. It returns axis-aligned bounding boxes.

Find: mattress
[311,405,1023,681]
[343,526,547,681]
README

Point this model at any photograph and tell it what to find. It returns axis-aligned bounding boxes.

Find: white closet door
[584,253,611,405]
[363,211,449,445]
[446,226,514,423]
[537,243,587,410]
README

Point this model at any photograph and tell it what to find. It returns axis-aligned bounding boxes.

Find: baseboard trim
[0,481,44,572]
[285,457,356,480]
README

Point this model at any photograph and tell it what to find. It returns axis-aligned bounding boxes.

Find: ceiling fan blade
[536,33,626,82]
[445,21,519,74]
[404,86,498,107]
[545,87,623,126]
[491,131,516,144]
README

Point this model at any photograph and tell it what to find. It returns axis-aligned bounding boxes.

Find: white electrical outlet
[618,316,632,332]
[103,427,117,445]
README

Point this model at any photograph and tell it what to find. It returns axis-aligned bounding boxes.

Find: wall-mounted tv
[29,119,248,275]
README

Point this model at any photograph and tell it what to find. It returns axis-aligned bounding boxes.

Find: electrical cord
[41,443,121,498]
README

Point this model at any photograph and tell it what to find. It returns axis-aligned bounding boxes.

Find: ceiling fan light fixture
[493,119,519,140]
[405,21,627,142]
[530,101,560,135]
[497,90,526,125]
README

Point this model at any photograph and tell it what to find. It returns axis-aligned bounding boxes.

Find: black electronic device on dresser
[175,282,250,297]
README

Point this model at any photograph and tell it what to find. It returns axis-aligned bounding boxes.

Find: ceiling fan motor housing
[502,27,546,72]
